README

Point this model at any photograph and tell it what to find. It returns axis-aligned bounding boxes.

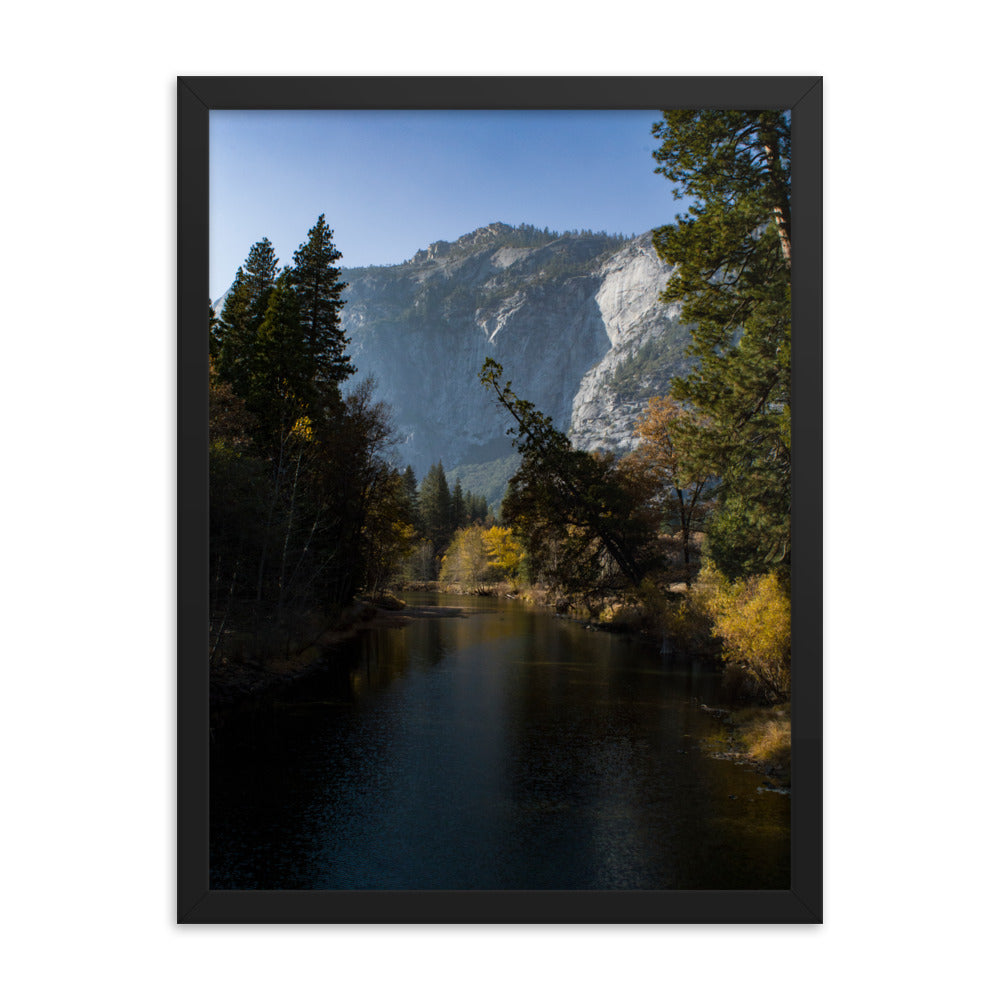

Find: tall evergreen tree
[290,214,355,389]
[209,298,220,359]
[215,238,280,400]
[418,461,453,556]
[465,493,489,524]
[400,465,420,531]
[244,237,280,325]
[250,270,313,451]
[209,223,413,667]
[450,477,466,531]
[651,110,791,578]
[214,267,255,397]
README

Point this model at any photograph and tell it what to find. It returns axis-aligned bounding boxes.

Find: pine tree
[450,477,466,531]
[290,214,355,390]
[400,465,421,532]
[465,494,489,524]
[215,238,280,400]
[418,461,453,556]
[209,298,220,359]
[651,110,791,578]
[214,268,255,398]
[251,270,312,450]
[244,237,280,326]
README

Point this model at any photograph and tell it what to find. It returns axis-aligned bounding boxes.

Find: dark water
[210,593,790,890]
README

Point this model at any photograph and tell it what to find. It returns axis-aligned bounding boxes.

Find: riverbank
[211,588,791,792]
[210,596,470,716]
[701,703,792,791]
[399,583,792,788]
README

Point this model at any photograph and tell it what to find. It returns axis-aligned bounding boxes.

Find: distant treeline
[347,222,636,271]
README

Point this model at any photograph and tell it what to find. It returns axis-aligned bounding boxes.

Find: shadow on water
[210,593,790,890]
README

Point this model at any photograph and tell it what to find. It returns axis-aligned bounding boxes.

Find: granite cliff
[339,223,690,506]
[214,223,692,509]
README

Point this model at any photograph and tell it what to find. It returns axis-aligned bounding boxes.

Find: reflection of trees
[497,620,790,888]
[212,602,789,890]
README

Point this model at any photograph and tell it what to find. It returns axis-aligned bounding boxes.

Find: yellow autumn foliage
[703,562,791,700]
[482,526,524,581]
[290,413,314,442]
[439,527,491,587]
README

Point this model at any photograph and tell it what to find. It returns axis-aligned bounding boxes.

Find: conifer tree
[215,268,255,398]
[244,237,280,326]
[251,270,312,451]
[209,299,220,359]
[651,110,791,578]
[290,214,355,389]
[418,461,453,556]
[215,238,280,400]
[400,465,421,531]
[450,478,466,530]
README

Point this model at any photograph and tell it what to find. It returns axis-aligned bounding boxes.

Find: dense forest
[209,110,792,712]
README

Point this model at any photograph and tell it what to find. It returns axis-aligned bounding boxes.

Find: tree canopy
[209,220,412,665]
[651,110,792,578]
[480,358,659,591]
[289,214,354,388]
[624,395,715,587]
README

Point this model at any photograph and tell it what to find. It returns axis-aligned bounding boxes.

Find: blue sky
[210,110,686,298]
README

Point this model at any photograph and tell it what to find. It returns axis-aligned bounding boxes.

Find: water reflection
[211,594,790,890]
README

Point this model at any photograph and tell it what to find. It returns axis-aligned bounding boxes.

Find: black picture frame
[178,76,822,924]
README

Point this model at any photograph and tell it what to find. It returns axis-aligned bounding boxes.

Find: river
[210,593,790,890]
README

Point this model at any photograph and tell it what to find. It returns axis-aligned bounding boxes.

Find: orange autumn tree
[626,395,715,588]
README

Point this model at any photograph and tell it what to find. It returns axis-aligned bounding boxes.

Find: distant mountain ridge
[339,223,689,506]
[215,223,691,511]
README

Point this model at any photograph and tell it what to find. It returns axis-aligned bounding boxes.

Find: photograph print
[184,80,820,920]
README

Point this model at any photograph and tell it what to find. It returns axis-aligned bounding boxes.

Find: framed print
[178,76,822,923]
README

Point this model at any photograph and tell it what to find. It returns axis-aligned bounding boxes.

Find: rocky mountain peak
[214,224,689,510]
[340,225,689,507]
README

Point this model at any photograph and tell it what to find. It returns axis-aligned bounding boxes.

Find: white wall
[4,3,996,997]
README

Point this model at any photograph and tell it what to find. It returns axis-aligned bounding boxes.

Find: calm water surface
[210,593,790,890]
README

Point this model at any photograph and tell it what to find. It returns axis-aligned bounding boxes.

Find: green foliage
[359,469,420,597]
[703,494,789,582]
[480,359,661,592]
[450,478,466,529]
[415,461,492,572]
[464,493,490,524]
[446,452,520,515]
[652,111,792,577]
[247,271,313,452]
[400,465,420,530]
[210,223,408,662]
[289,214,355,389]
[603,325,688,397]
[417,461,453,556]
[214,268,257,399]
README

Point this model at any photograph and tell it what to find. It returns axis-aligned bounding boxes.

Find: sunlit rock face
[338,224,689,479]
[569,235,686,455]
